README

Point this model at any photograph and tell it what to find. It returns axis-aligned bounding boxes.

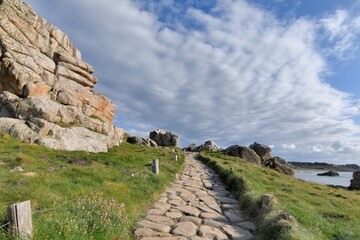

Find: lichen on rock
[0,0,124,152]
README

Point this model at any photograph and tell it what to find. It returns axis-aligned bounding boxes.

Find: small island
[317,171,340,177]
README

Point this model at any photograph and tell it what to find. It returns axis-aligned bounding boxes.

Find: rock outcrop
[0,0,124,152]
[317,171,339,177]
[262,157,295,176]
[195,140,221,152]
[184,140,221,152]
[225,142,295,175]
[350,171,360,190]
[249,142,272,161]
[184,143,197,152]
[127,136,158,147]
[225,145,261,165]
[149,129,179,147]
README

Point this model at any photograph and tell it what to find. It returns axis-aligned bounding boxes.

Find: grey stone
[225,145,261,164]
[222,225,254,240]
[262,157,295,176]
[138,220,171,233]
[249,142,272,161]
[165,211,183,219]
[149,129,179,147]
[179,216,202,225]
[224,210,245,223]
[172,222,198,236]
[146,215,174,226]
[237,221,257,232]
[134,228,171,238]
[198,225,228,240]
[176,206,201,217]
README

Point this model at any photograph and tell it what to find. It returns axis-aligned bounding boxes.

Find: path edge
[198,153,301,240]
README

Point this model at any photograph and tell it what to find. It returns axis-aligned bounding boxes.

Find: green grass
[199,151,360,240]
[0,133,184,239]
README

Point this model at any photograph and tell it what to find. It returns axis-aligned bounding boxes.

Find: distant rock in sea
[317,171,339,177]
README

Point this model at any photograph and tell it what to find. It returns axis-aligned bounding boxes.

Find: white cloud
[281,143,296,150]
[320,9,360,59]
[26,0,360,163]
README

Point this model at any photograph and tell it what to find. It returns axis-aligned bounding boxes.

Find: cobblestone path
[134,152,258,240]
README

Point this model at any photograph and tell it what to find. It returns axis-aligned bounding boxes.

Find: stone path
[134,153,257,240]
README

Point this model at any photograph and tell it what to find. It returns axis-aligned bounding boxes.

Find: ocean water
[295,170,353,187]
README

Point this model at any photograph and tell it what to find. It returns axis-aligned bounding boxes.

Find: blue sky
[25,0,360,164]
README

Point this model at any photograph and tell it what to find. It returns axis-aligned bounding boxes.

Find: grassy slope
[200,152,360,240]
[0,133,184,239]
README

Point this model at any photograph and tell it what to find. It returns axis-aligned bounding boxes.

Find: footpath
[134,152,258,240]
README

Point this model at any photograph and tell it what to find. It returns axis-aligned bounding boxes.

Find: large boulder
[350,171,360,190]
[225,145,261,165]
[196,140,221,152]
[127,136,158,147]
[149,129,179,147]
[0,1,124,152]
[262,157,295,176]
[249,142,272,161]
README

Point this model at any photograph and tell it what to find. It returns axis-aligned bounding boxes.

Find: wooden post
[173,155,178,161]
[152,159,159,175]
[7,200,32,240]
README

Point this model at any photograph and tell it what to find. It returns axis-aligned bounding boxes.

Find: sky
[25,0,360,164]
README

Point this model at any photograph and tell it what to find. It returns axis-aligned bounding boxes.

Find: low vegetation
[0,133,184,239]
[199,152,360,240]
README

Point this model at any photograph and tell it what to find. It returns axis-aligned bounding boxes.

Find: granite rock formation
[0,0,124,152]
[225,145,261,165]
[149,129,179,147]
[262,157,295,176]
[184,140,221,152]
[195,140,221,152]
[127,136,158,147]
[249,142,272,161]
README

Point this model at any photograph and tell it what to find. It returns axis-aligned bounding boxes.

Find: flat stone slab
[134,228,171,238]
[222,225,254,240]
[224,210,245,223]
[179,216,202,225]
[198,225,228,240]
[165,211,183,219]
[138,220,171,233]
[172,222,198,236]
[146,215,174,226]
[238,221,257,232]
[176,206,201,217]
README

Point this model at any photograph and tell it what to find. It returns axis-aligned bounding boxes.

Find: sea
[295,170,353,187]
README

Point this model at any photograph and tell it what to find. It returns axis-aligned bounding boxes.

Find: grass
[0,133,184,239]
[199,151,360,240]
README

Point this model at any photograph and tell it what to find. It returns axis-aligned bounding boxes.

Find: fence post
[152,159,159,175]
[7,200,32,240]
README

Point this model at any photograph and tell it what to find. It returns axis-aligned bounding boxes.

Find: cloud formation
[26,0,360,163]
